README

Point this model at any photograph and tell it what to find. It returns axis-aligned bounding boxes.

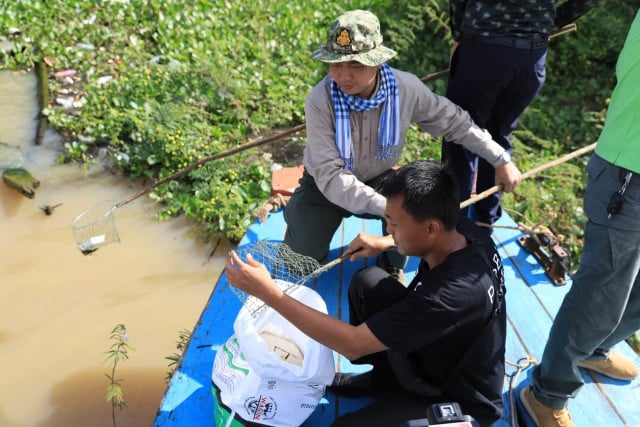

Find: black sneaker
[328,372,374,397]
[377,254,405,285]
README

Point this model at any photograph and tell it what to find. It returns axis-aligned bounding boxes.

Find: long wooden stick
[111,24,580,209]
[301,140,593,275]
[460,142,597,209]
[115,124,306,208]
[306,246,364,278]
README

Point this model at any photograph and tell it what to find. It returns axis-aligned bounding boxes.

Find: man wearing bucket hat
[283,9,521,282]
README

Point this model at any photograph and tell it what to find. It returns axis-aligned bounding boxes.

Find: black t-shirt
[366,218,506,425]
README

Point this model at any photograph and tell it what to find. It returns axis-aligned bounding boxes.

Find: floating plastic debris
[96,75,113,85]
[78,235,106,255]
[75,43,94,50]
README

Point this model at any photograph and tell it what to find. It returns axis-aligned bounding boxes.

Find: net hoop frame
[71,200,121,254]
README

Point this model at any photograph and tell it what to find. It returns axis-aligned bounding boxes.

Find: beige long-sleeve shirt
[303,67,507,217]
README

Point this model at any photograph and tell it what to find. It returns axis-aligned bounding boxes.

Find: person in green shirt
[520,10,640,427]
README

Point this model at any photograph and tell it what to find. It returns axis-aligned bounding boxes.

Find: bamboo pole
[460,142,597,209]
[108,22,580,205]
[116,123,307,207]
[211,25,578,156]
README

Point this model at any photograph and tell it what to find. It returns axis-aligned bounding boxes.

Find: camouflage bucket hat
[311,10,397,66]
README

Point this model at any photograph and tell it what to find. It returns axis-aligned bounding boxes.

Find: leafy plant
[165,328,192,383]
[105,324,136,427]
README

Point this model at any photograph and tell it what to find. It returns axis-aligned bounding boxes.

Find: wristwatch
[494,150,511,167]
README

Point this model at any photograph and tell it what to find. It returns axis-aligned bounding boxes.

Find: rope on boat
[506,355,538,426]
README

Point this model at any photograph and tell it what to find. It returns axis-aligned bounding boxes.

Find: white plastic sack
[212,283,335,426]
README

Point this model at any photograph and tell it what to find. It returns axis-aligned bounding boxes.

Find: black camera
[400,402,477,426]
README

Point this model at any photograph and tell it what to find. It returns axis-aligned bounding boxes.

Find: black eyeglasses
[607,171,633,218]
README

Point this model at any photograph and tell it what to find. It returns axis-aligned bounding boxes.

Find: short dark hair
[378,160,460,229]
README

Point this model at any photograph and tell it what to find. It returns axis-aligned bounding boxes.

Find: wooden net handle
[307,247,364,277]
[116,124,306,208]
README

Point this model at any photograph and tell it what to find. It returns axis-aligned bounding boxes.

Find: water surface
[0,69,231,427]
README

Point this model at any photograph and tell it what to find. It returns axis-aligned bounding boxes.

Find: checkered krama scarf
[330,63,400,171]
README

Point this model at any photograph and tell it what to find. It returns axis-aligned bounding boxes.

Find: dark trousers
[347,266,408,367]
[332,266,439,426]
[442,39,547,224]
[283,170,406,268]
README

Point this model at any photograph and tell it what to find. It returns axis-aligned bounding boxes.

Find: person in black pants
[443,0,598,226]
[225,160,507,426]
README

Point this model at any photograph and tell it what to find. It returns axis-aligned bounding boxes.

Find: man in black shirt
[225,160,507,426]
[443,0,598,226]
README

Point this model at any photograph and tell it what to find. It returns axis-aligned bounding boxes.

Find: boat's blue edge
[153,210,640,427]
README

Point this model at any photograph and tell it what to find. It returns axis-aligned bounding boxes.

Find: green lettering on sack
[223,340,250,375]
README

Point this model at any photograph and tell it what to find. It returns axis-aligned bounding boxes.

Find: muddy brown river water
[0,70,232,426]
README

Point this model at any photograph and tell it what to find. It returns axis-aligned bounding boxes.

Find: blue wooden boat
[153,169,640,427]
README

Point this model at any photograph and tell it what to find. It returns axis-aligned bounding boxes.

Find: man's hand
[345,233,394,261]
[225,251,278,301]
[494,162,521,193]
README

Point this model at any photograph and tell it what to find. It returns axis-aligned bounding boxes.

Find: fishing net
[231,241,354,318]
[69,125,307,255]
[71,200,120,255]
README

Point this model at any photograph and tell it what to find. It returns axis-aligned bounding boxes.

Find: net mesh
[232,241,328,317]
[71,200,121,255]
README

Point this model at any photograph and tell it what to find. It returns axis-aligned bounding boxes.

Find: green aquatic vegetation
[1,0,367,242]
[0,0,635,255]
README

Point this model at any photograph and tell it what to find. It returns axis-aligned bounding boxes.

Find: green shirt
[595,10,640,174]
